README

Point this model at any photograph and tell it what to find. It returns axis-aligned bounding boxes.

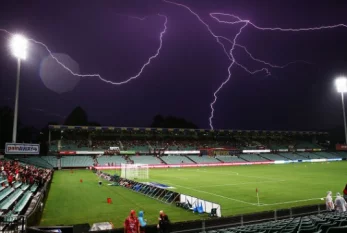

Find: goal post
[121,163,149,179]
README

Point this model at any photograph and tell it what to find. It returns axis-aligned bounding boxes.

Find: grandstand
[4,125,347,232]
[130,155,162,164]
[160,155,195,164]
[60,155,94,167]
[0,159,51,231]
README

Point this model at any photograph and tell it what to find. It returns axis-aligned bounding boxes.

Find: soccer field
[40,162,346,227]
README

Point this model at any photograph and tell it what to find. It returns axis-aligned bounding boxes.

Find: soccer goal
[121,163,149,180]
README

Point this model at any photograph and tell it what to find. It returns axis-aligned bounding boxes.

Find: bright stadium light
[335,76,347,144]
[10,34,28,142]
[10,34,28,60]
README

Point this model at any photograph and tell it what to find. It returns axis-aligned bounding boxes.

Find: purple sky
[0,0,347,130]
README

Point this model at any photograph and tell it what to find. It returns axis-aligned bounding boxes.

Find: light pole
[335,77,347,144]
[10,34,28,143]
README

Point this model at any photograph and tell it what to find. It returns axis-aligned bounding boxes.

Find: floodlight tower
[335,77,347,144]
[10,34,28,143]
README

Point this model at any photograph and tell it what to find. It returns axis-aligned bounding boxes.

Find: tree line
[0,106,198,150]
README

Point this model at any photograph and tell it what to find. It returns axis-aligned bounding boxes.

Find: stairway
[184,155,197,164]
[119,140,124,150]
[257,154,270,161]
[147,141,153,151]
[214,157,224,163]
[157,156,167,164]
[277,153,291,160]
[57,157,61,169]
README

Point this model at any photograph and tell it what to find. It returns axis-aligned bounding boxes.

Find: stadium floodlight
[335,77,347,93]
[10,34,28,60]
[335,76,347,144]
[10,34,28,143]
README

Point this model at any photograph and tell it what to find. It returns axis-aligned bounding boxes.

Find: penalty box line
[162,180,259,206]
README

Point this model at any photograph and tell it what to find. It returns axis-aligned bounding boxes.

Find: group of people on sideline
[326,188,347,212]
[124,210,170,233]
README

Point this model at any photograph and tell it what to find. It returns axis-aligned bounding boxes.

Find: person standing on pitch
[335,193,347,213]
[326,191,334,211]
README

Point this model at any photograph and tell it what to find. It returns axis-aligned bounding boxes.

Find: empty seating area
[239,154,268,162]
[261,154,289,161]
[297,152,323,159]
[61,156,93,167]
[278,153,307,160]
[41,156,58,167]
[215,156,246,163]
[332,152,347,159]
[97,156,127,165]
[0,189,23,210]
[160,155,194,164]
[188,156,220,163]
[315,152,340,159]
[219,212,347,233]
[12,191,32,214]
[130,156,162,164]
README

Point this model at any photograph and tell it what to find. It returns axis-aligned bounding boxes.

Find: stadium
[1,1,347,233]
[1,125,347,233]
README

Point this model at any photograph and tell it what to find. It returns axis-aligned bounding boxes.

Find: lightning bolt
[0,14,167,86]
[210,13,347,32]
[163,0,345,129]
[115,13,148,21]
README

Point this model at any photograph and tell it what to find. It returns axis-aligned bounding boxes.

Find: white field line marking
[195,179,286,188]
[261,197,325,206]
[195,169,282,181]
[162,180,259,206]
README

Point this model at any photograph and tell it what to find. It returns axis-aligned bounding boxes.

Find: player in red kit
[124,210,139,233]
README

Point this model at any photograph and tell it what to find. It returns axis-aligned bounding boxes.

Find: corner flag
[256,188,259,206]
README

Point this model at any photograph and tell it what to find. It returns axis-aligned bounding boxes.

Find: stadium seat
[188,156,220,163]
[0,189,23,210]
[130,156,162,165]
[327,226,347,233]
[30,184,39,193]
[14,182,22,189]
[97,155,127,165]
[0,188,14,202]
[12,191,32,214]
[61,156,93,167]
[161,155,194,164]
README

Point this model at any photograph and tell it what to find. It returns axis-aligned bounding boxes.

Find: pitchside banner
[5,143,40,155]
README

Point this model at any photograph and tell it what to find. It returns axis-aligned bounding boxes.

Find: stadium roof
[48,125,328,135]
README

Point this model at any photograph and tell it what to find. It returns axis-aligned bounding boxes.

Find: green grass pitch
[40,162,346,228]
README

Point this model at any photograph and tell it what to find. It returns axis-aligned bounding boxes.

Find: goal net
[121,163,149,179]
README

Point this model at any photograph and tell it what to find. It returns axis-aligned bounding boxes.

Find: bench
[21,184,30,191]
[0,188,14,202]
[14,182,22,189]
[0,189,23,210]
[30,184,38,193]
[13,191,32,214]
